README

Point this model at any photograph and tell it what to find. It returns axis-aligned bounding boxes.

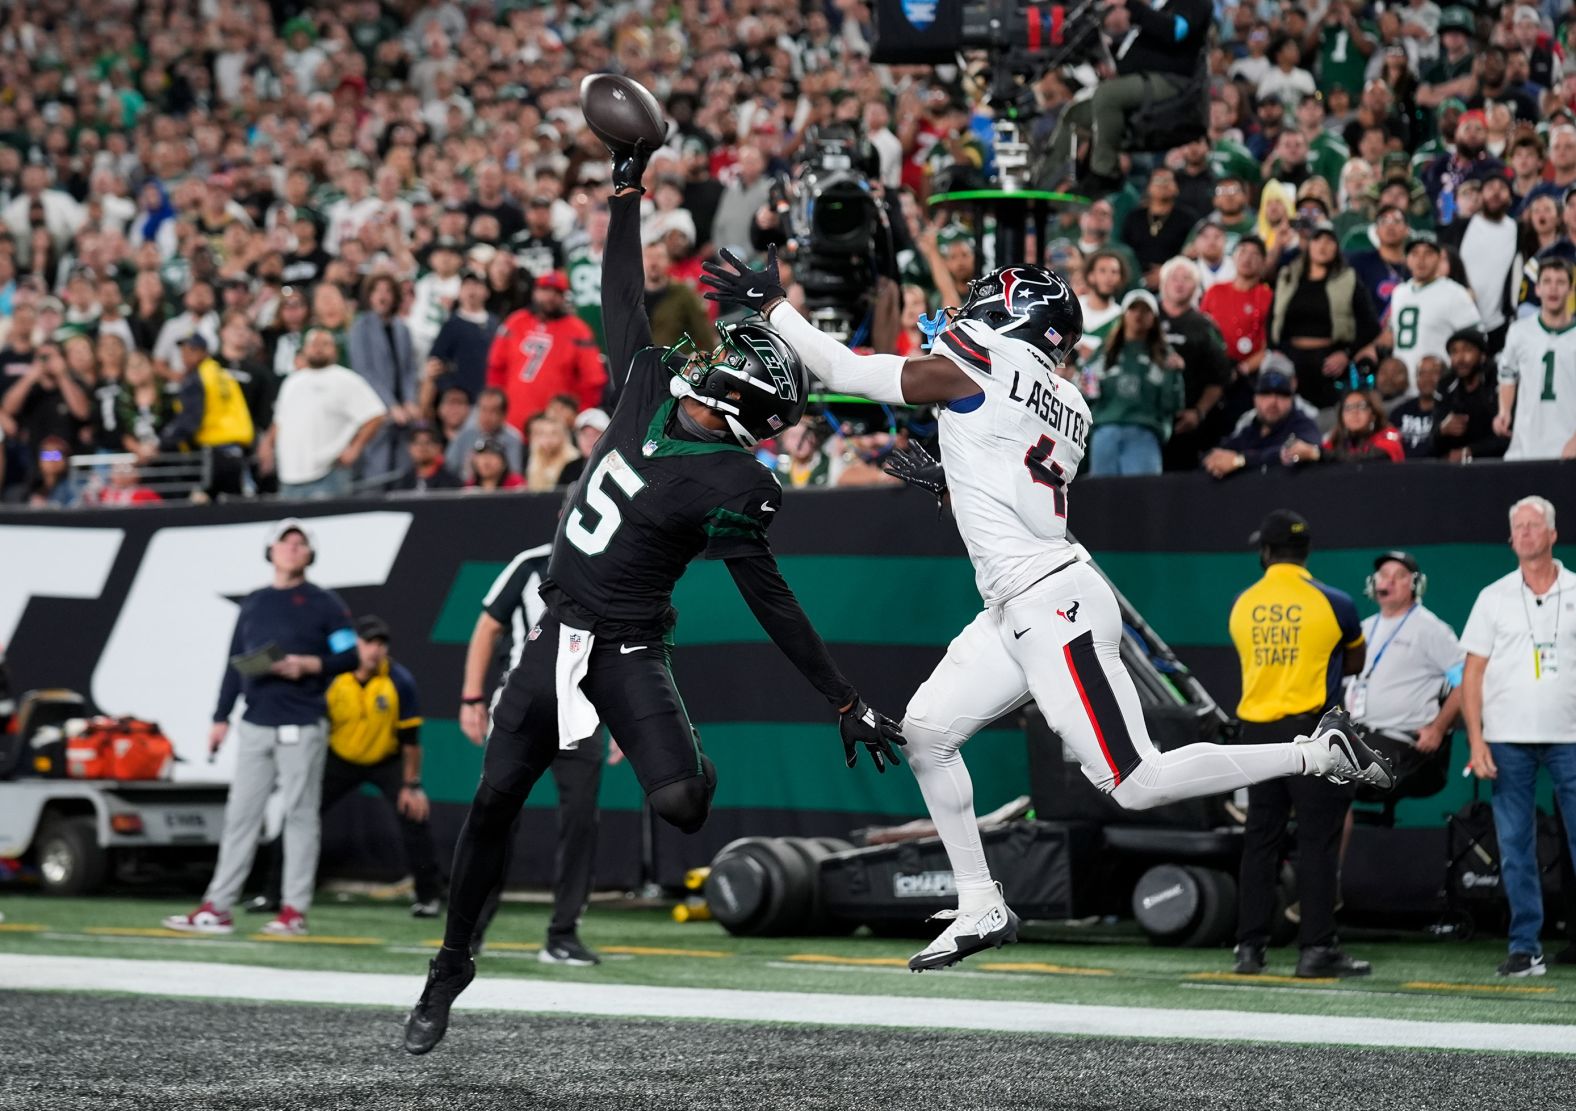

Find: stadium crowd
[0,0,1573,508]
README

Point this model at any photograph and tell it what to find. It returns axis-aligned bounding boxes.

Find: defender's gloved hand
[839,697,906,773]
[882,443,947,503]
[700,244,785,316]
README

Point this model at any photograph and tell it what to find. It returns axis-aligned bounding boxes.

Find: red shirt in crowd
[485,309,607,429]
[1323,427,1405,463]
[96,486,162,506]
[1200,281,1274,365]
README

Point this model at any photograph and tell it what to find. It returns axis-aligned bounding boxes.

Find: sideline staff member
[254,615,444,917]
[164,519,357,938]
[1229,510,1370,979]
[459,542,607,966]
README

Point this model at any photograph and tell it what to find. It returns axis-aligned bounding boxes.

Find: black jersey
[481,543,552,673]
[540,193,783,643]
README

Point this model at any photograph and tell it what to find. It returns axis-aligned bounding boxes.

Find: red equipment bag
[66,717,175,781]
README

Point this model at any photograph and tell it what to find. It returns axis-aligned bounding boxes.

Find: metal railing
[67,450,215,501]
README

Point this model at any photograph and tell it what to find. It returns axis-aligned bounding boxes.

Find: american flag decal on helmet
[1045,325,1063,346]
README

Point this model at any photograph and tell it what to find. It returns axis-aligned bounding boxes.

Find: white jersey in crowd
[1387,277,1481,389]
[1499,314,1576,461]
[931,325,1091,606]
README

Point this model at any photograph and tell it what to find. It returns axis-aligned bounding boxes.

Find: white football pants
[903,562,1303,907]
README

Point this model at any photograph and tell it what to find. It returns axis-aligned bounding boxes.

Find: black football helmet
[952,264,1082,375]
[668,321,809,447]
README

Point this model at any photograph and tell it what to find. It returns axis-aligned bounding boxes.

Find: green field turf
[3,893,1572,1031]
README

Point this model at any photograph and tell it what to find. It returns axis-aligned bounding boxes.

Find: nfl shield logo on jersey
[643,439,659,457]
[569,633,583,654]
[528,625,542,642]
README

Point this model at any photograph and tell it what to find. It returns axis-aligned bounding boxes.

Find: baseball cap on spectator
[1514,5,1541,24]
[430,237,465,258]
[355,614,392,643]
[574,407,610,433]
[473,437,508,459]
[527,196,554,209]
[468,243,497,267]
[1250,509,1312,547]
[178,334,210,351]
[1439,6,1475,34]
[1120,289,1159,313]
[269,517,316,551]
[1255,370,1295,396]
[535,270,570,292]
[1405,229,1440,251]
[1373,550,1421,576]
[1307,219,1337,241]
[1447,326,1490,354]
[460,269,487,285]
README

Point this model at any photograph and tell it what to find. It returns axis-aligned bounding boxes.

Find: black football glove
[839,697,906,773]
[883,443,947,504]
[700,244,786,316]
[611,137,653,194]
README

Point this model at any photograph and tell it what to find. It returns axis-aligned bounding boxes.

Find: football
[579,73,667,153]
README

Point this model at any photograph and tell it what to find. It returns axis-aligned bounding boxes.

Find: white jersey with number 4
[1387,277,1481,388]
[1500,314,1576,460]
[931,326,1091,606]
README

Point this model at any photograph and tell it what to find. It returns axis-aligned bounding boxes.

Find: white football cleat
[908,900,1020,971]
[1295,707,1394,790]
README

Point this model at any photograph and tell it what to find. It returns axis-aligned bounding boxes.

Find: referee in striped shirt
[459,542,607,966]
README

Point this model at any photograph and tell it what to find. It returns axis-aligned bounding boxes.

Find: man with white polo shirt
[1349,551,1464,790]
[1461,495,1576,977]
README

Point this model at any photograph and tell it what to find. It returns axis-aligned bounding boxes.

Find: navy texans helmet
[668,321,809,448]
[953,264,1082,375]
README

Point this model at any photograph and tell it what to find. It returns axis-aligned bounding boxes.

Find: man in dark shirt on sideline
[1432,327,1508,461]
[1202,369,1321,477]
[163,519,358,939]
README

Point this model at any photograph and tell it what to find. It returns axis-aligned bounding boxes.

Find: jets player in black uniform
[404,143,906,1055]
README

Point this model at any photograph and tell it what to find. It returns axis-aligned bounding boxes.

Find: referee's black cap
[1249,509,1312,548]
[1373,549,1420,574]
[356,614,392,643]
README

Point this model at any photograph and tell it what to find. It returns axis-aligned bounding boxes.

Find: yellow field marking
[785,954,910,967]
[252,934,384,945]
[978,961,1113,977]
[0,923,44,932]
[1186,971,1337,986]
[1403,980,1556,996]
[84,927,204,939]
[602,945,732,959]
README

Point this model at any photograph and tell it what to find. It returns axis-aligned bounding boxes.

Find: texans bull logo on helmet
[951,264,1083,375]
[999,268,1070,349]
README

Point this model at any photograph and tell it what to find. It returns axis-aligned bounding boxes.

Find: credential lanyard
[1362,605,1417,679]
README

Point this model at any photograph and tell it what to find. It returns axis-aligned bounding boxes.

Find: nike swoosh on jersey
[619,645,648,654]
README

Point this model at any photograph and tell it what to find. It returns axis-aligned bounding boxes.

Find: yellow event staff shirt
[326,659,423,766]
[1229,563,1365,723]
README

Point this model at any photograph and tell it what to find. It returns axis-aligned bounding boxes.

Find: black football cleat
[1310,707,1394,791]
[404,952,476,1055]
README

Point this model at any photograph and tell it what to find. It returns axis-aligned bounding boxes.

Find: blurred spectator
[1156,259,1232,470]
[156,335,255,495]
[1076,250,1129,367]
[266,288,312,381]
[641,241,716,351]
[1282,390,1405,465]
[1461,496,1576,978]
[557,407,609,488]
[775,419,835,489]
[1269,220,1381,412]
[1122,169,1193,288]
[392,424,463,494]
[1435,327,1510,461]
[96,459,162,506]
[466,438,525,492]
[1210,176,1259,248]
[1203,370,1322,478]
[262,329,386,501]
[486,271,605,432]
[524,412,581,492]
[1384,233,1481,391]
[513,197,568,280]
[3,342,90,459]
[26,436,80,509]
[1347,206,1412,318]
[1071,199,1140,279]
[215,316,277,451]
[1187,218,1235,292]
[425,271,500,406]
[151,281,220,373]
[447,387,524,479]
[567,204,611,350]
[1086,290,1185,477]
[114,352,175,456]
[1389,357,1446,458]
[712,147,772,257]
[1498,258,1576,460]
[349,274,419,481]
[1200,236,1273,431]
[1446,171,1521,348]
[1375,357,1413,411]
[407,238,465,365]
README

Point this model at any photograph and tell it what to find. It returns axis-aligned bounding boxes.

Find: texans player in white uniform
[704,250,1395,971]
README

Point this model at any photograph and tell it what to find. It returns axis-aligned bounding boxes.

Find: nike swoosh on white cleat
[619,645,648,654]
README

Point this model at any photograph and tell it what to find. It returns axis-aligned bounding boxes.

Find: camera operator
[1045,0,1212,198]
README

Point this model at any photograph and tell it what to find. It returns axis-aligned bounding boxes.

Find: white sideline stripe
[2,954,1573,1055]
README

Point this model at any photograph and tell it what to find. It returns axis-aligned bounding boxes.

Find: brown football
[579,73,667,152]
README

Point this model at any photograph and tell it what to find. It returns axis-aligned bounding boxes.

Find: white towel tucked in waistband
[555,623,600,750]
